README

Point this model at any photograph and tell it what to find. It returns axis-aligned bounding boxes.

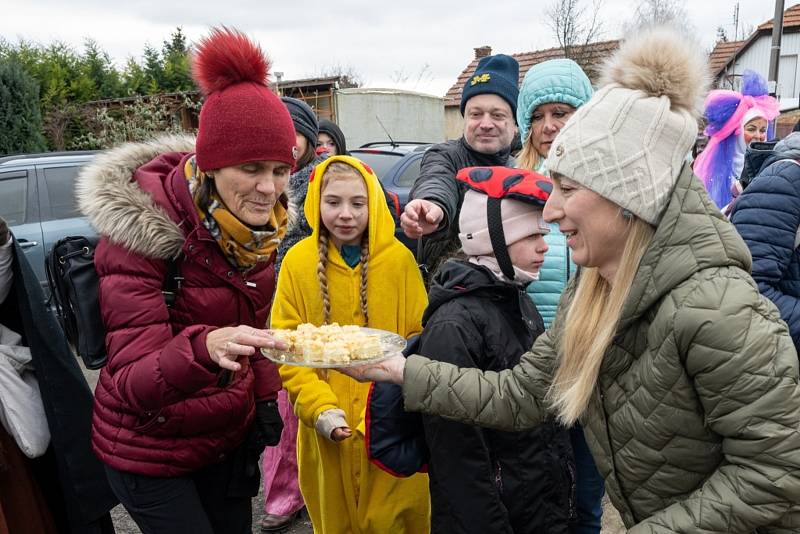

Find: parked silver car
[0,151,98,296]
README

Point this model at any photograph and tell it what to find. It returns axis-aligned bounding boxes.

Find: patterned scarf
[185,157,288,271]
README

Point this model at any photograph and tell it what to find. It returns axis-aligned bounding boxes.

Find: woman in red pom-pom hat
[76,27,297,533]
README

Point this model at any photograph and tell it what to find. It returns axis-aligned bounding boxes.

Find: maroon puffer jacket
[77,137,283,476]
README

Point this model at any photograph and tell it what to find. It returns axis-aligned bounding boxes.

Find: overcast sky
[0,0,789,97]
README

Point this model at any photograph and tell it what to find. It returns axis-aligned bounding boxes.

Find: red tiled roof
[443,40,619,108]
[711,3,800,78]
[758,3,800,31]
[708,39,745,77]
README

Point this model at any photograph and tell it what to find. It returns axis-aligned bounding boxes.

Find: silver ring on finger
[225,341,231,353]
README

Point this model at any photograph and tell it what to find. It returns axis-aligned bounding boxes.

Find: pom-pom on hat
[457,166,551,281]
[517,58,594,143]
[460,54,520,118]
[547,26,709,225]
[193,27,297,171]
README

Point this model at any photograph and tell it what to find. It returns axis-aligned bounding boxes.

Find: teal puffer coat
[403,164,800,532]
[527,224,571,329]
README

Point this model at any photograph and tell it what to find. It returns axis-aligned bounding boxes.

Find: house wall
[444,107,464,140]
[719,32,800,109]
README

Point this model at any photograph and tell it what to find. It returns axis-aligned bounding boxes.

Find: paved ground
[83,367,624,534]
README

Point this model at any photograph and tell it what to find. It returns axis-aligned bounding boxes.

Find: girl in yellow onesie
[272,155,430,534]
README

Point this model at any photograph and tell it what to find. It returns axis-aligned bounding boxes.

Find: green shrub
[0,58,47,155]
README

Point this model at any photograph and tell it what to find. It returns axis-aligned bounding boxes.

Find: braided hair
[359,233,369,325]
[317,161,370,326]
[317,227,332,324]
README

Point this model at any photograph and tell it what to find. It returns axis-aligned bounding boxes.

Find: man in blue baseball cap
[402,54,520,278]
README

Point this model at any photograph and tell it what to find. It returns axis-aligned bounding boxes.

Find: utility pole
[768,0,785,99]
[730,2,740,88]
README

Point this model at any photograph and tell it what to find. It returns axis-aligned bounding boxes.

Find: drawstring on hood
[468,255,540,285]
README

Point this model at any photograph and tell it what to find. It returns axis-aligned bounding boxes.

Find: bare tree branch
[390,67,410,85]
[314,63,365,88]
[622,0,693,34]
[739,22,755,40]
[582,0,604,47]
[545,0,604,61]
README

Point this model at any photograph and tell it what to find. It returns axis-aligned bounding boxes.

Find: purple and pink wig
[693,70,779,208]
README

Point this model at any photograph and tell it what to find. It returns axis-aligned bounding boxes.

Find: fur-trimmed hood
[78,133,299,261]
[77,134,196,260]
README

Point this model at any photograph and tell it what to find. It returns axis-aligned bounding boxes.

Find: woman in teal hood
[517,58,592,327]
[516,57,601,534]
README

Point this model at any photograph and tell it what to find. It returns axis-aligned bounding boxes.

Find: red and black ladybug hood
[455,166,552,281]
[457,166,552,204]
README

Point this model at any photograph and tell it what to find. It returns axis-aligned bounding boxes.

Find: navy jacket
[731,134,800,350]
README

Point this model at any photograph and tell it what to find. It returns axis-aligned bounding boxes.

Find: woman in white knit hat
[343,26,800,532]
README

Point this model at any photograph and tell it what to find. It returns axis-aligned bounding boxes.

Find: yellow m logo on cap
[470,73,491,86]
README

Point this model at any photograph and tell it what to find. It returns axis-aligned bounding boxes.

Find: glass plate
[260,327,407,369]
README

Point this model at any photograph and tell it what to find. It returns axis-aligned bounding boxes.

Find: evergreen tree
[81,39,123,99]
[142,44,164,94]
[0,29,197,149]
[161,27,193,92]
[0,58,47,155]
[122,57,148,95]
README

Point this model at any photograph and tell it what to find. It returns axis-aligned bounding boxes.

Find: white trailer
[334,88,445,149]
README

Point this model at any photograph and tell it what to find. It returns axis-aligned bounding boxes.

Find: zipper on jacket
[494,460,503,495]
[566,456,577,521]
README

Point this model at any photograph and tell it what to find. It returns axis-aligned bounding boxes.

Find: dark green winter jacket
[402,164,800,533]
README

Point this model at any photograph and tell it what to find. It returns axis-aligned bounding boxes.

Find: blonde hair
[548,217,655,426]
[316,162,370,325]
[517,128,542,172]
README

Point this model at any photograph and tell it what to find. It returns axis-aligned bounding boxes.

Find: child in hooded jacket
[419,167,574,534]
[272,155,430,534]
[367,166,574,534]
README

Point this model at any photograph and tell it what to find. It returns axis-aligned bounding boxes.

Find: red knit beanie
[192,27,297,171]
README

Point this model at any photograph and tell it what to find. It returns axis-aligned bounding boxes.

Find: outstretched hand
[206,326,288,371]
[338,353,406,385]
[400,199,444,239]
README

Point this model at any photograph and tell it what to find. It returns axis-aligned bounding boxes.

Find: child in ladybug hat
[367,167,574,534]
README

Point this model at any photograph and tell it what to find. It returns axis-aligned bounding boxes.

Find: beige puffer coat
[403,165,800,533]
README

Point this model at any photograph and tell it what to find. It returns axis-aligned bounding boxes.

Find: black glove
[243,400,283,479]
[252,399,283,448]
[0,217,8,246]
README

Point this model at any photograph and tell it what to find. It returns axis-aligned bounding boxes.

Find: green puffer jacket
[403,164,800,533]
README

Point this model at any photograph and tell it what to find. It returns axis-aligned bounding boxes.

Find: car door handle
[17,240,38,249]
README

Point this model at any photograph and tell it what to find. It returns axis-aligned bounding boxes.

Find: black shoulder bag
[46,236,181,369]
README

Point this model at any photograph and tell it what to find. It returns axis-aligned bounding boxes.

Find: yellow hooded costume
[273,156,430,533]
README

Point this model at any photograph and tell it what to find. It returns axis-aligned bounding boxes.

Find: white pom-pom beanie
[546,27,707,225]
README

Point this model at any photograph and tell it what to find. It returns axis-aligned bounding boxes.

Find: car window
[0,172,28,225]
[349,152,402,181]
[396,157,422,187]
[42,166,81,220]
